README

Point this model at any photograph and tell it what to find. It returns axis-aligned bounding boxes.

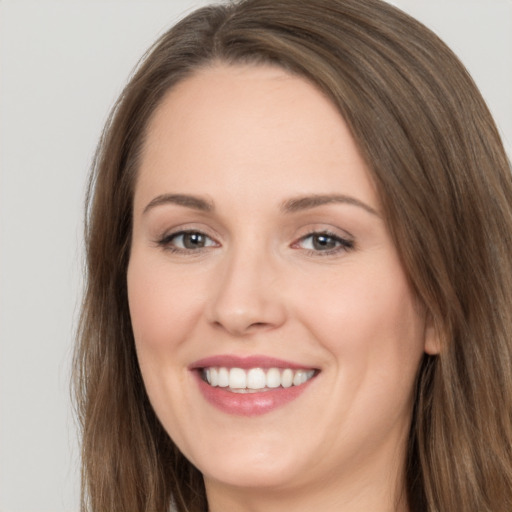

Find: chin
[193,446,303,490]
[203,467,297,491]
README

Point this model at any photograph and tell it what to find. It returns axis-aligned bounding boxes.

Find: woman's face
[128,64,437,499]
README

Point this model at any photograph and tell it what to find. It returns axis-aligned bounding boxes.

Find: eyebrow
[143,193,214,214]
[142,192,379,217]
[280,194,379,216]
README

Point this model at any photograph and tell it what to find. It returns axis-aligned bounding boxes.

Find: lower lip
[193,372,315,416]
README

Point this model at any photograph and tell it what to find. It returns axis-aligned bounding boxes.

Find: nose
[206,247,287,337]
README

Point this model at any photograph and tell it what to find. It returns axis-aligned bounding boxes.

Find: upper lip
[189,354,318,370]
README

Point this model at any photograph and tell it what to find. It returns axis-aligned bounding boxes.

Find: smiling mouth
[200,367,318,393]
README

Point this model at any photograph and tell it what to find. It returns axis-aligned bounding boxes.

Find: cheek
[298,261,425,448]
[127,253,204,355]
[294,258,425,384]
[126,253,201,434]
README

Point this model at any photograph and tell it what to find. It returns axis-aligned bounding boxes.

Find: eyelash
[294,231,355,256]
[157,230,218,254]
[157,229,354,256]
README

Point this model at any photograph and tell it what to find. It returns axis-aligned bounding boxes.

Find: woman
[74,0,512,510]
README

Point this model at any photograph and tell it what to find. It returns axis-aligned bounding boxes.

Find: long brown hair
[74,0,512,510]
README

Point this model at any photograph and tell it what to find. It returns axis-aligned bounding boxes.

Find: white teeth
[203,366,316,391]
[266,368,281,388]
[218,367,229,387]
[229,367,246,389]
[281,368,293,388]
[209,368,218,387]
[247,368,266,389]
[293,370,308,386]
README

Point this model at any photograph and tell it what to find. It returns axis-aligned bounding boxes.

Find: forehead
[135,63,377,212]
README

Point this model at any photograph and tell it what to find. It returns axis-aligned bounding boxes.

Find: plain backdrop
[0,1,511,511]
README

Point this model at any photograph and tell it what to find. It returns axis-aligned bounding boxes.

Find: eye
[295,231,354,254]
[158,230,218,251]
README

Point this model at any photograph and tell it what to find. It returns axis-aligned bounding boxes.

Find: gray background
[1,1,511,511]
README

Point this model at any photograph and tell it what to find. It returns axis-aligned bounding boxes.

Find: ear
[423,312,442,355]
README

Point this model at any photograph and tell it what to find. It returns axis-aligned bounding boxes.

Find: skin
[127,63,438,512]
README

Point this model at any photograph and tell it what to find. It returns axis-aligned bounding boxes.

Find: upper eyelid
[294,225,355,242]
[158,224,220,240]
[294,231,354,247]
[160,229,218,244]
[298,231,349,241]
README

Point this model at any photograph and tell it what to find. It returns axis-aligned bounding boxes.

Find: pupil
[313,234,335,250]
[184,232,205,249]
